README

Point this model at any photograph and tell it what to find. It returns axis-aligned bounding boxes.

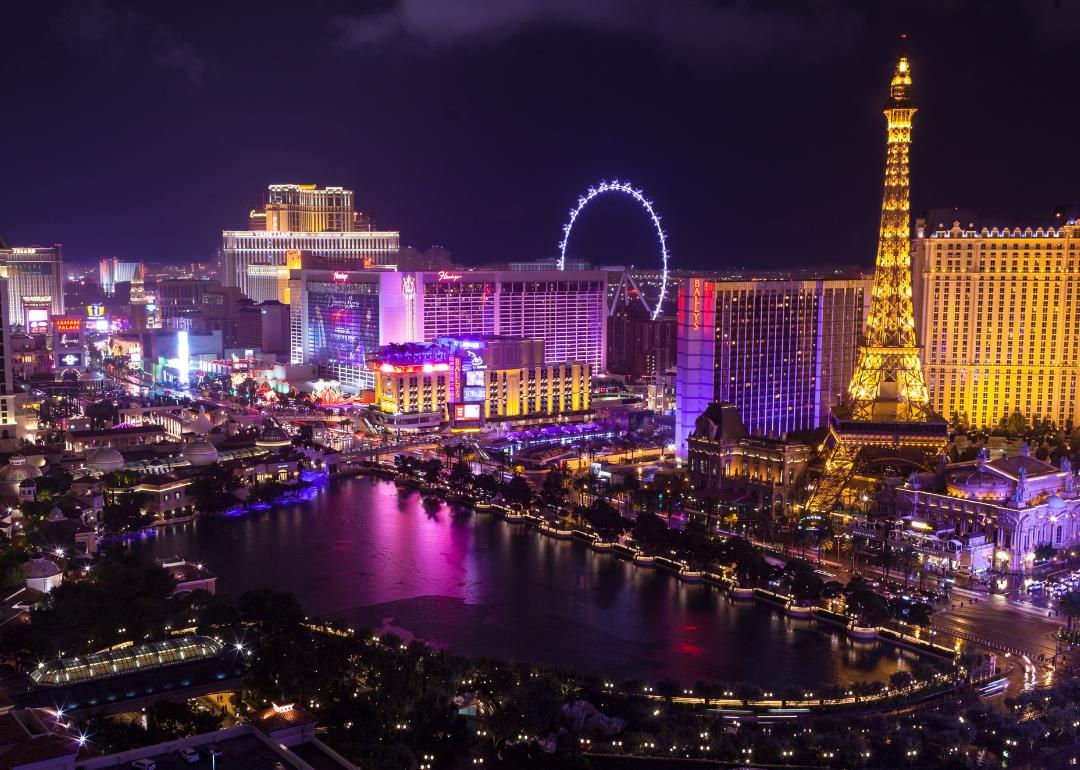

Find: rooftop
[29,635,223,687]
[248,702,319,734]
[7,648,248,715]
[68,426,166,439]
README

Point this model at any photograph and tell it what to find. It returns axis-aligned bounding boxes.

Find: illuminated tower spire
[129,262,148,333]
[807,58,946,514]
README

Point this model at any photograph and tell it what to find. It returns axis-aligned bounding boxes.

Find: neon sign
[332,272,349,282]
[55,319,82,331]
[88,303,105,317]
[401,275,416,297]
[12,248,36,254]
[437,271,462,282]
[377,362,449,374]
[692,278,702,331]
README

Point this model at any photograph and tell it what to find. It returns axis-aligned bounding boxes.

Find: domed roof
[86,447,125,473]
[1046,494,1067,509]
[948,469,1011,488]
[0,456,43,484]
[182,440,219,466]
[23,557,61,579]
[78,371,105,381]
[256,419,292,449]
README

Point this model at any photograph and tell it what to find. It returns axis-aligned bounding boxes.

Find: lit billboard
[25,308,49,334]
[454,404,481,420]
[308,291,380,369]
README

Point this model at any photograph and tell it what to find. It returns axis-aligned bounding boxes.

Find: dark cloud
[58,0,208,84]
[336,0,865,68]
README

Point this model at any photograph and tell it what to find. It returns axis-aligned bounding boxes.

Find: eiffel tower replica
[807,58,948,514]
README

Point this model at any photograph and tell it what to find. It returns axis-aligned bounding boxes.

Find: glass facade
[422,281,496,340]
[30,635,224,686]
[497,280,605,371]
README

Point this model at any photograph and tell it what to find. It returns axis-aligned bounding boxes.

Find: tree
[655,678,682,705]
[420,458,443,485]
[540,467,568,509]
[582,499,624,542]
[632,511,669,551]
[448,461,473,492]
[784,558,824,602]
[815,526,835,563]
[842,535,865,573]
[732,682,763,707]
[148,698,223,739]
[191,462,244,513]
[847,584,889,627]
[102,490,151,534]
[237,587,305,633]
[1059,591,1080,635]
[85,399,119,429]
[890,670,913,693]
[898,546,920,585]
[1005,410,1028,437]
[878,546,897,581]
[0,555,26,591]
[502,475,532,508]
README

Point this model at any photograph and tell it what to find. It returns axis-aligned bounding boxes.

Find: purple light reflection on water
[125,476,928,687]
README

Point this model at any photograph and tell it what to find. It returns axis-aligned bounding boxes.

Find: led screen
[26,308,49,333]
[454,404,481,420]
[58,353,82,367]
[463,386,486,402]
[465,370,485,387]
[58,332,82,348]
[307,290,380,368]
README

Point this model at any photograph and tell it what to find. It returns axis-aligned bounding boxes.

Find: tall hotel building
[290,269,607,392]
[0,244,64,330]
[0,278,17,442]
[675,277,870,454]
[913,208,1080,429]
[221,184,399,301]
[100,259,141,296]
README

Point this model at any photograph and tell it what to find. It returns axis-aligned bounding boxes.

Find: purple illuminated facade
[676,278,870,456]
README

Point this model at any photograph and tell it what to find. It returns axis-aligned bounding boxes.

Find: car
[178,748,200,764]
[132,761,156,770]
[200,745,223,759]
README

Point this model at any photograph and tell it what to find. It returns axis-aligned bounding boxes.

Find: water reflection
[128,476,928,687]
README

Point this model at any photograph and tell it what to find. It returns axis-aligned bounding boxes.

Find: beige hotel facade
[912,207,1080,430]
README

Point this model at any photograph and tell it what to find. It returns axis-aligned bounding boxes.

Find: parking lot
[120,735,289,770]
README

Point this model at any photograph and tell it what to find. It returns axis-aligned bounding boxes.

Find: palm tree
[815,527,836,565]
[792,529,812,559]
[1059,591,1080,636]
[841,537,860,573]
[898,546,920,585]
[878,546,897,582]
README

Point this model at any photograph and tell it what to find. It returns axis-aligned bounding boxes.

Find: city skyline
[1,2,1079,271]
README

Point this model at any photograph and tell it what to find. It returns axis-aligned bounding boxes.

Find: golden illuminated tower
[807,58,947,514]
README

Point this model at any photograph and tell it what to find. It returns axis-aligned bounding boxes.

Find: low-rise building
[369,336,592,434]
[156,557,217,595]
[138,472,196,521]
[893,444,1079,576]
[65,425,167,453]
[686,402,812,518]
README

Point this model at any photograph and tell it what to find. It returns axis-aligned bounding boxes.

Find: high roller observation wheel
[557,179,669,321]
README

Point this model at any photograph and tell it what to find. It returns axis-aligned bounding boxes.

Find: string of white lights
[557,179,669,320]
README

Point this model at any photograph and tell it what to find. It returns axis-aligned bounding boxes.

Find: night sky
[1,1,1078,272]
